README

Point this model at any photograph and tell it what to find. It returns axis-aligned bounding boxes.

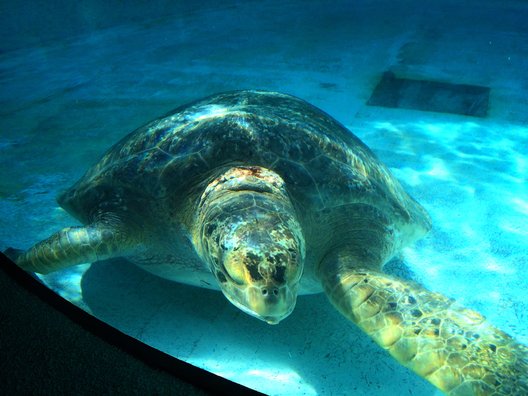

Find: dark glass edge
[0,251,264,396]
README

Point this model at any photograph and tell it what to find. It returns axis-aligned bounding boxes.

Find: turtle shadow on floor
[80,259,436,396]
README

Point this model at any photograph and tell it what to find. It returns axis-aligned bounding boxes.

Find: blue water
[1,1,527,395]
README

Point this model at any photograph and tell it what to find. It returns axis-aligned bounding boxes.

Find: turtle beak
[221,282,298,325]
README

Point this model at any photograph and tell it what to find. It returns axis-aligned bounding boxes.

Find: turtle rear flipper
[10,224,132,275]
[319,259,528,395]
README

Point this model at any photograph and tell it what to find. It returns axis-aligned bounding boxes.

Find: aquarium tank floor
[1,1,527,395]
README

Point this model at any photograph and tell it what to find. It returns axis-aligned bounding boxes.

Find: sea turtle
[6,90,527,395]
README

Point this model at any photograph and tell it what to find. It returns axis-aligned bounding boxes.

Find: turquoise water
[1,1,527,395]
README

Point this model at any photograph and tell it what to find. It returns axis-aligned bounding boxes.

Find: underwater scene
[1,1,527,395]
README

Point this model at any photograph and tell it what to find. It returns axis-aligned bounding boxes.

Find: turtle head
[194,166,305,325]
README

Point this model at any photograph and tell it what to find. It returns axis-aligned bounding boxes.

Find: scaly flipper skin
[319,258,528,395]
[8,225,127,275]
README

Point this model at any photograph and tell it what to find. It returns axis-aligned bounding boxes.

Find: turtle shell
[58,90,430,270]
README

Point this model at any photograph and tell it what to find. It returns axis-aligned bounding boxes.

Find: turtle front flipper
[6,224,132,275]
[319,258,528,395]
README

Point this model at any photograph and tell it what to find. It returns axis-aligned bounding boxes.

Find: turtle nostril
[261,287,280,296]
[262,287,280,296]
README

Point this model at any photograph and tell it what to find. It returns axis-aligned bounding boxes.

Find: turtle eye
[216,270,227,284]
[247,264,263,281]
[273,266,286,283]
[222,258,246,285]
[217,267,245,286]
[226,266,245,285]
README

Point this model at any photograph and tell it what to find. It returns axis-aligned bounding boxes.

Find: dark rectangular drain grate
[367,72,490,117]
